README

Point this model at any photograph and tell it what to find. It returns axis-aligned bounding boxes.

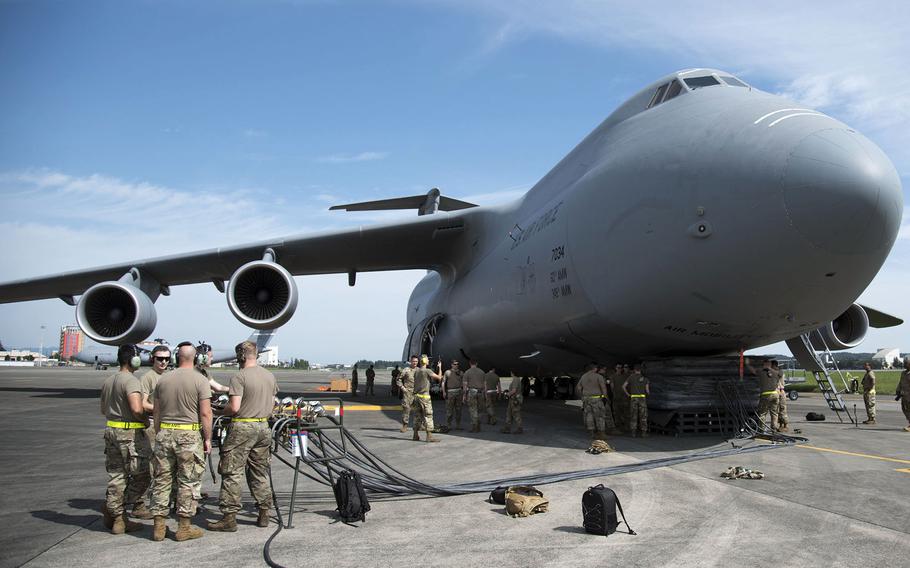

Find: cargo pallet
[650,409,740,436]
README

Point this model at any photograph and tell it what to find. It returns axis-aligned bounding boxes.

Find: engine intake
[227,260,298,329]
[810,303,869,351]
[76,281,158,345]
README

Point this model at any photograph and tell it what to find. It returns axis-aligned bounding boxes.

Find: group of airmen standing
[391,355,524,442]
[99,340,278,541]
[577,362,651,439]
[861,357,910,431]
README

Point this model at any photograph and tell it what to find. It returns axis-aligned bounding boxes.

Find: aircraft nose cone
[781,128,903,255]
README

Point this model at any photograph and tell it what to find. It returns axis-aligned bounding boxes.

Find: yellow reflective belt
[232,417,268,422]
[630,394,646,398]
[106,420,146,429]
[414,393,431,399]
[584,395,604,398]
[761,390,777,396]
[867,389,876,395]
[160,423,200,430]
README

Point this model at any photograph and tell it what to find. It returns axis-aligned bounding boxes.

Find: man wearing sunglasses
[135,344,172,520]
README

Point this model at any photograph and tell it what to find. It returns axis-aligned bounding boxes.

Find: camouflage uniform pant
[445,389,463,427]
[413,394,434,431]
[150,429,206,518]
[863,390,876,421]
[365,378,375,396]
[466,389,483,427]
[612,384,629,431]
[218,422,273,514]
[582,397,609,432]
[777,393,789,428]
[400,388,413,427]
[485,391,498,423]
[629,397,649,433]
[506,394,522,427]
[104,427,152,516]
[902,399,910,423]
[756,393,780,432]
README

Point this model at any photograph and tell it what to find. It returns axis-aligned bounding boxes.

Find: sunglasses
[154,356,170,362]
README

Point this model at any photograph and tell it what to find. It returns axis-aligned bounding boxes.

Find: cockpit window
[720,75,747,87]
[684,76,721,89]
[648,83,669,108]
[664,80,683,102]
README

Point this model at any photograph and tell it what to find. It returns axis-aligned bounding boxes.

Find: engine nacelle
[227,260,298,329]
[811,303,869,351]
[76,281,158,345]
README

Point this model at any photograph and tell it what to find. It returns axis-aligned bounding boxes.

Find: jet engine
[810,303,869,351]
[227,254,298,329]
[76,280,158,345]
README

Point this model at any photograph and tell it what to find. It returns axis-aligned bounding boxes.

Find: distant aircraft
[0,69,903,379]
[75,329,276,369]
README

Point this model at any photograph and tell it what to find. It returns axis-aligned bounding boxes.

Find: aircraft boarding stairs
[786,332,856,424]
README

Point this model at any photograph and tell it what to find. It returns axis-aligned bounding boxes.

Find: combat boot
[514,427,523,434]
[425,430,440,442]
[500,425,511,433]
[101,505,114,530]
[903,426,910,432]
[152,516,167,541]
[131,502,154,520]
[175,516,204,541]
[257,508,270,528]
[641,431,650,438]
[862,419,876,425]
[490,417,497,425]
[588,430,596,440]
[595,431,606,440]
[400,424,408,433]
[207,513,237,532]
[111,513,143,535]
[413,429,420,441]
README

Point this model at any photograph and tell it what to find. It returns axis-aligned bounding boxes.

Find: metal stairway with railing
[786,331,856,424]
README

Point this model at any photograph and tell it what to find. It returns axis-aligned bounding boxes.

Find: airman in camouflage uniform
[209,341,279,532]
[610,364,630,432]
[398,358,416,432]
[149,343,213,542]
[442,360,465,431]
[897,358,910,432]
[861,362,876,424]
[578,364,611,439]
[136,344,171,520]
[750,359,780,432]
[501,373,523,434]
[463,360,486,432]
[412,356,442,442]
[772,360,789,432]
[100,344,151,534]
[623,364,650,437]
[483,367,501,425]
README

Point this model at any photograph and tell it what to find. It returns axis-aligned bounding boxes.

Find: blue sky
[1,0,908,362]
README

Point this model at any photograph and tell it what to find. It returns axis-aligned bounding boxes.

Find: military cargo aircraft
[0,69,902,378]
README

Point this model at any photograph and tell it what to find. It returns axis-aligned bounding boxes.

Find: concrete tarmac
[0,367,907,567]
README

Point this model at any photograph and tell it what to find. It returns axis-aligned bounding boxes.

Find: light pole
[39,325,46,367]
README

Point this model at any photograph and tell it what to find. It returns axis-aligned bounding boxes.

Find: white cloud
[316,151,390,164]
[243,128,267,138]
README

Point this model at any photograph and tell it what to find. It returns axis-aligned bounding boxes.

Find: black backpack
[333,469,371,523]
[582,484,636,536]
[489,486,509,505]
[806,412,826,421]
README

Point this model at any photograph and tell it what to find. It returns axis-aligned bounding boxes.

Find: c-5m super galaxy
[0,69,903,379]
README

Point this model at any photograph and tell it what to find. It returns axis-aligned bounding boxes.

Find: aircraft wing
[0,212,470,303]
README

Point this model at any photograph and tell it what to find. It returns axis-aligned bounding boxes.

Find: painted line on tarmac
[323,405,401,411]
[797,444,910,471]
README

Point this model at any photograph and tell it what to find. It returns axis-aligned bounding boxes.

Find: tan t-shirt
[139,369,163,398]
[508,376,522,396]
[444,369,464,390]
[413,368,433,394]
[756,368,778,393]
[152,368,210,424]
[578,370,606,397]
[229,365,279,419]
[484,371,500,391]
[101,370,142,422]
[627,372,650,396]
[464,367,485,389]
